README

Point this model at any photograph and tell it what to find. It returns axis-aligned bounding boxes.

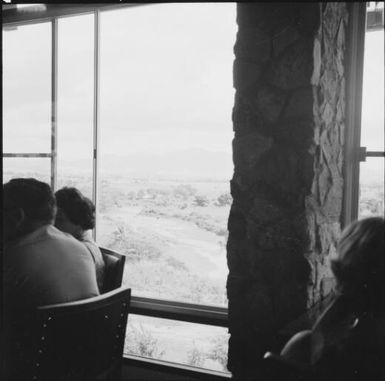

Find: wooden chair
[8,287,131,381]
[100,247,126,293]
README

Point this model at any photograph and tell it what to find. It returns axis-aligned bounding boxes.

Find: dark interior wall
[227,3,349,379]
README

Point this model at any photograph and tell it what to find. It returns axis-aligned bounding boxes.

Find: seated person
[280,217,385,380]
[55,187,105,292]
[3,178,99,310]
[3,178,100,378]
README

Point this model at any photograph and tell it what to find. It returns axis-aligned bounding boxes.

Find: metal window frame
[92,10,100,241]
[51,18,58,191]
[343,2,385,227]
[3,19,57,190]
[2,3,229,329]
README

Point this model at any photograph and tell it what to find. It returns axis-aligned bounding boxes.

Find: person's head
[331,217,385,311]
[3,178,56,243]
[54,187,95,239]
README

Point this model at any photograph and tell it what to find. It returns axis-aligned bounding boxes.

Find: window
[358,3,384,218]
[125,315,229,372]
[97,4,234,308]
[3,21,53,184]
[3,3,235,375]
[344,2,384,225]
[56,14,94,200]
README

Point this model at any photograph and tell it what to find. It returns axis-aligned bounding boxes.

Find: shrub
[165,256,188,272]
[216,193,232,207]
[187,343,205,368]
[107,223,161,261]
[193,195,209,207]
[173,184,197,200]
[207,334,229,371]
[124,323,165,359]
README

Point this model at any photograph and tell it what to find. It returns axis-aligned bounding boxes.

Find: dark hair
[3,178,56,224]
[331,217,385,305]
[55,187,95,230]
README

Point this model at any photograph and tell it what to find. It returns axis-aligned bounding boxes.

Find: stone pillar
[227,3,349,379]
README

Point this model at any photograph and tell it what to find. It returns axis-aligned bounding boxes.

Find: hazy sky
[4,3,236,159]
[3,3,384,165]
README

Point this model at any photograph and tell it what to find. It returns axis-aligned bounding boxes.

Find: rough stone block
[273,118,314,148]
[232,132,273,171]
[321,102,334,127]
[323,3,341,40]
[233,59,263,92]
[250,198,285,223]
[324,177,343,219]
[318,164,331,205]
[235,27,271,63]
[228,206,247,240]
[266,38,313,90]
[337,18,346,50]
[254,84,287,124]
[232,93,266,136]
[283,87,314,119]
[237,3,299,34]
[272,25,300,57]
[296,3,321,35]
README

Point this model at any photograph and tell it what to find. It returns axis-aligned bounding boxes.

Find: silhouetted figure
[281,217,385,381]
[55,187,105,292]
[3,178,99,379]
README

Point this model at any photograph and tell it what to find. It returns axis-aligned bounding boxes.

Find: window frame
[3,3,230,372]
[343,2,385,227]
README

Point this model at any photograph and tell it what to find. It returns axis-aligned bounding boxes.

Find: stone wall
[305,3,348,306]
[227,3,349,379]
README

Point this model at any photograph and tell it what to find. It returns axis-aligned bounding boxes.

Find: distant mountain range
[5,149,234,181]
[97,149,233,179]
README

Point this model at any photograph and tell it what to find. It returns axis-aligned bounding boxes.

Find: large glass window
[56,14,94,199]
[3,22,51,154]
[3,157,51,184]
[358,2,384,219]
[97,3,235,307]
[125,315,229,373]
[2,3,235,374]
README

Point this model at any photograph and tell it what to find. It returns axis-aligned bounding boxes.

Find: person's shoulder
[46,225,75,240]
[4,225,54,255]
[47,226,86,246]
[46,226,93,254]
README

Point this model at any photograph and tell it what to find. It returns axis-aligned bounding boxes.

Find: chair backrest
[12,287,131,381]
[100,247,126,293]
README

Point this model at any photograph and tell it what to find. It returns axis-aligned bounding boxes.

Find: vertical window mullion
[93,10,100,241]
[51,18,58,191]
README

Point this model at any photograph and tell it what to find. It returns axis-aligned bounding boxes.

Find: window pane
[3,158,51,184]
[56,14,94,199]
[125,314,230,374]
[3,22,51,153]
[360,28,384,151]
[359,158,384,218]
[98,3,235,306]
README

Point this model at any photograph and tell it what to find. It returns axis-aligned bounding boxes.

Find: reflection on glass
[3,158,51,185]
[3,22,51,153]
[125,314,230,374]
[360,29,384,151]
[56,15,94,199]
[359,158,384,219]
[97,3,235,306]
